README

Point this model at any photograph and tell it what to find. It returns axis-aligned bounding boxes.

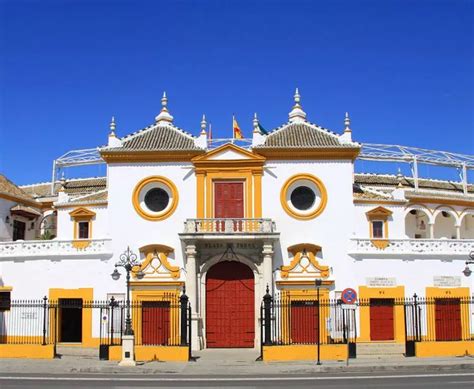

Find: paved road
[1,371,473,388]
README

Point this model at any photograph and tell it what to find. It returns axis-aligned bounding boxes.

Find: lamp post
[315,278,322,366]
[462,251,474,277]
[111,247,144,336]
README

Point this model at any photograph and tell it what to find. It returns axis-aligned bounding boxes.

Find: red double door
[435,298,461,341]
[142,301,170,345]
[206,261,254,348]
[214,182,244,231]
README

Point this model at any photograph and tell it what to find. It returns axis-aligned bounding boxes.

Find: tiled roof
[354,173,474,193]
[64,190,108,205]
[107,124,203,152]
[353,183,395,201]
[0,175,37,204]
[255,122,359,149]
[21,177,107,199]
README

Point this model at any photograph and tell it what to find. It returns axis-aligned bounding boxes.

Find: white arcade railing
[183,218,276,234]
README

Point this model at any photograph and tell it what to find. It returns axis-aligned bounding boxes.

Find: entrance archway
[206,261,254,348]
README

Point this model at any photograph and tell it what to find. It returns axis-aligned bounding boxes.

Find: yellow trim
[366,206,392,249]
[101,150,204,163]
[134,244,180,280]
[256,148,360,160]
[108,345,189,361]
[131,288,182,346]
[415,341,474,358]
[132,176,179,221]
[193,144,265,219]
[263,344,348,361]
[48,288,94,347]
[276,280,334,286]
[0,344,55,359]
[425,287,471,341]
[409,197,474,207]
[70,207,95,247]
[0,286,12,292]
[280,174,327,220]
[358,286,405,343]
[130,281,184,287]
[0,193,42,208]
[280,244,329,279]
[354,199,406,205]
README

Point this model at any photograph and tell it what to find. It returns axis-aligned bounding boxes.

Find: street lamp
[315,278,322,366]
[111,247,144,335]
[462,251,474,277]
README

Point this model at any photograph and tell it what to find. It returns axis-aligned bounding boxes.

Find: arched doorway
[206,261,254,348]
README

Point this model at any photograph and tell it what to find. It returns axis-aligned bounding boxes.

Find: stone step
[356,342,405,355]
[56,345,98,358]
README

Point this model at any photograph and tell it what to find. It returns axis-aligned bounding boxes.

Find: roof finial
[344,112,351,133]
[200,114,207,135]
[253,113,259,133]
[155,91,174,125]
[289,87,307,123]
[109,116,116,136]
[397,168,404,187]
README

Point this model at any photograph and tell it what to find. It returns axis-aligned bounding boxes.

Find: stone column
[185,243,200,350]
[262,242,274,294]
[428,223,434,239]
[455,225,461,239]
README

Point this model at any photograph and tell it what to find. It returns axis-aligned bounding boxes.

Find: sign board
[341,304,357,310]
[433,276,461,287]
[341,288,357,304]
[366,277,396,287]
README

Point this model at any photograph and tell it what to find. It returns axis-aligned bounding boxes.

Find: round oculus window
[144,188,169,212]
[290,186,315,210]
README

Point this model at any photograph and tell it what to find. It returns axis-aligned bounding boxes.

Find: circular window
[144,188,169,212]
[290,186,315,210]
[280,174,327,220]
[132,176,178,221]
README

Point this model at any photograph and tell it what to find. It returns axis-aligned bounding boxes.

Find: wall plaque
[433,276,461,287]
[366,277,397,287]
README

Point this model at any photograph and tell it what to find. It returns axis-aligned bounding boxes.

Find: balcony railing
[349,238,474,258]
[0,239,113,259]
[183,218,276,234]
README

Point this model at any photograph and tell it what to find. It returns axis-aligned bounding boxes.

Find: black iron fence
[260,293,357,349]
[0,295,191,356]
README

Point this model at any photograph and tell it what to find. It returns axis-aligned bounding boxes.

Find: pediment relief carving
[134,244,180,280]
[280,243,329,279]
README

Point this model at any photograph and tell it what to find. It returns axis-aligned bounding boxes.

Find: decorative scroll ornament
[280,243,329,279]
[135,244,180,280]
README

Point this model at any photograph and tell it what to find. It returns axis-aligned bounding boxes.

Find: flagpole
[232,114,235,144]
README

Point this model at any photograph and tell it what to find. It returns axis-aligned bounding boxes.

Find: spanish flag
[233,116,243,139]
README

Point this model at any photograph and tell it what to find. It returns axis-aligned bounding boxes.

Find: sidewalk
[1,349,473,376]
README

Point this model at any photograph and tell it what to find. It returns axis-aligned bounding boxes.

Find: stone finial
[200,114,207,135]
[253,113,259,133]
[155,91,174,125]
[109,116,116,135]
[397,168,404,187]
[344,112,351,133]
[288,87,307,123]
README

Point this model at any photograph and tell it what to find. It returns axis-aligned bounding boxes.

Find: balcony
[0,239,113,260]
[349,238,474,260]
[180,218,279,241]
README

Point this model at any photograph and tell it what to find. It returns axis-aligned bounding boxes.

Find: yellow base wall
[0,344,55,359]
[416,342,474,357]
[108,346,189,362]
[263,344,348,361]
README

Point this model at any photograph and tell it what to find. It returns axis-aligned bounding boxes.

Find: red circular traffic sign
[341,288,357,304]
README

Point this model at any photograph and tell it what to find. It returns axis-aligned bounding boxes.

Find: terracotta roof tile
[0,175,37,204]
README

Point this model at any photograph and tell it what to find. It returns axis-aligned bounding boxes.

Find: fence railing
[260,294,357,347]
[0,295,191,354]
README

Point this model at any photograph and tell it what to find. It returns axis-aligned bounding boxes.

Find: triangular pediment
[366,206,393,218]
[192,143,265,164]
[69,207,96,218]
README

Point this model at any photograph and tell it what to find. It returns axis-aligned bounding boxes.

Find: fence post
[180,287,189,347]
[263,285,272,346]
[413,293,419,342]
[42,296,48,345]
[110,297,115,345]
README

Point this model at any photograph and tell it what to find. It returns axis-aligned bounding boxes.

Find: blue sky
[1,0,473,185]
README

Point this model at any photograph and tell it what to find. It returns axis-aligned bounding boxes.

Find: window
[144,188,170,212]
[372,221,384,238]
[13,220,26,241]
[290,186,316,211]
[0,291,11,311]
[78,221,89,239]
